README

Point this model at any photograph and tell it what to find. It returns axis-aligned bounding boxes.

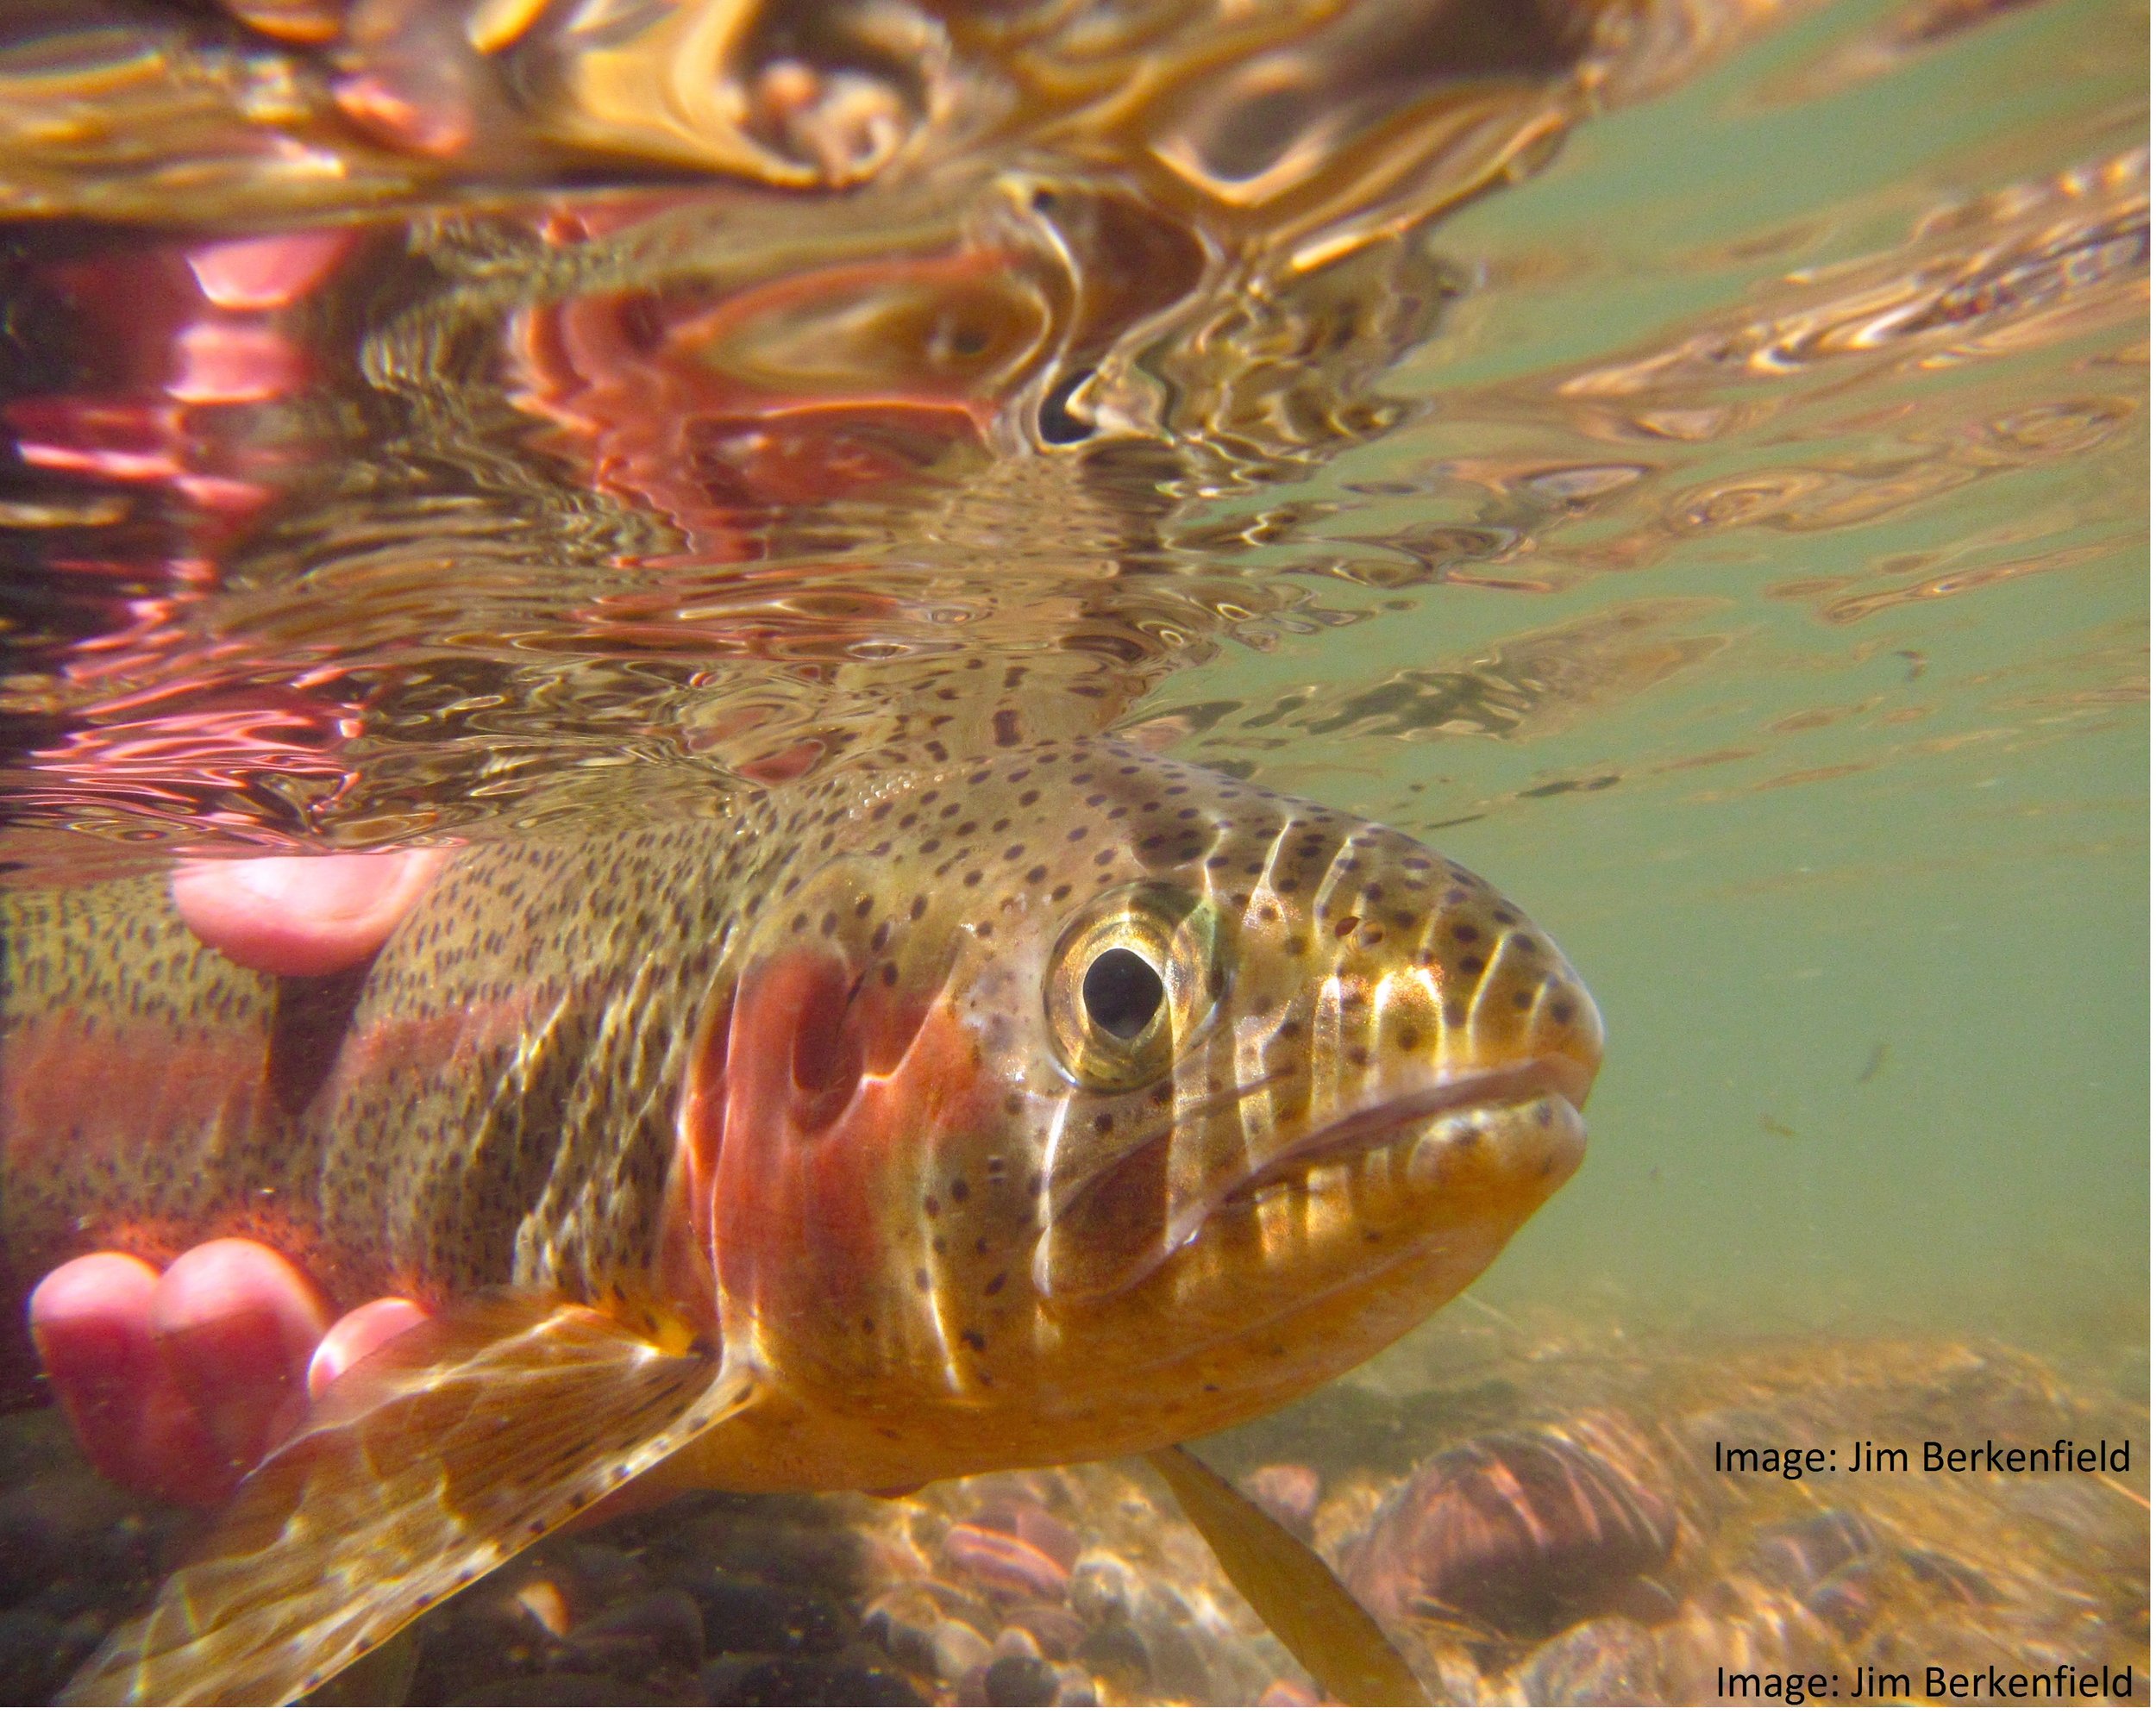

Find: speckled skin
[1,801,785,1329]
[2,737,1604,1476]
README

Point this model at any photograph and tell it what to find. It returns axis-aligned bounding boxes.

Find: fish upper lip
[1227,1053,1595,1199]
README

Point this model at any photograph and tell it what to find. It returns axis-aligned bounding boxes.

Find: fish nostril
[1538,982,1606,1092]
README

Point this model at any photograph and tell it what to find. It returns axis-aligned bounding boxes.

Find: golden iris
[1044,883,1225,1090]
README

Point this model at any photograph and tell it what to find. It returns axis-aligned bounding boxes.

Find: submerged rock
[1742,1510,1880,1596]
[1341,1411,1681,1639]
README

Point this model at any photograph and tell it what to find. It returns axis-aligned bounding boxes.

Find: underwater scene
[0,0,2145,1704]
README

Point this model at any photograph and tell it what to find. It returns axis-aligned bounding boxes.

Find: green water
[1154,0,2149,1345]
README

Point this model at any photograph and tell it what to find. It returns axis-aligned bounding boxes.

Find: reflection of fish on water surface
[0,738,1602,1702]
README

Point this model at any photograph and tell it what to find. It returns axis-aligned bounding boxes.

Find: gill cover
[695,855,977,1373]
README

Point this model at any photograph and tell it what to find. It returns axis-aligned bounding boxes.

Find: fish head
[689,741,1601,1478]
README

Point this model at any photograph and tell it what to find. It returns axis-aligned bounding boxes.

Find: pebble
[927,1615,993,1680]
[1078,1617,1150,1698]
[1067,1548,1144,1629]
[1245,1463,1322,1536]
[999,1600,1085,1660]
[1744,1510,1877,1595]
[953,1498,1083,1571]
[861,1584,973,1678]
[1899,1548,2002,1606]
[943,1522,1070,1601]
[1509,1616,1666,1705]
[980,1652,1061,1705]
[1802,1558,1886,1642]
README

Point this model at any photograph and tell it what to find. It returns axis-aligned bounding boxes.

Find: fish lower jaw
[1124,1087,1587,1386]
[1406,1090,1587,1185]
[1225,1054,1592,1210]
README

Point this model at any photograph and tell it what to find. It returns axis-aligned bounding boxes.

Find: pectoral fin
[64,1296,751,1706]
[1146,1443,1426,1707]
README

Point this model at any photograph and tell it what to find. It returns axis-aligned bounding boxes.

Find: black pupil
[1082,948,1165,1041]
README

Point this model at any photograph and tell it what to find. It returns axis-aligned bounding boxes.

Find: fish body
[1,738,1602,1697]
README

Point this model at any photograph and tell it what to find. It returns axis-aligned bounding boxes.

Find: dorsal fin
[64,1295,753,1705]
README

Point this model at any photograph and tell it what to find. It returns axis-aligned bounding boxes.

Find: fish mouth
[1223,1053,1596,1208]
[1037,1053,1595,1302]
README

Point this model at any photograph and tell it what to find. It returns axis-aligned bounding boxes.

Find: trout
[1,738,1602,1702]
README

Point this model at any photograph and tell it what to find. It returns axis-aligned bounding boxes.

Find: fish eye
[1045,883,1223,1090]
[1082,947,1163,1039]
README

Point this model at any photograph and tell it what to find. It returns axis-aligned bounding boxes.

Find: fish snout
[1454,924,1603,1108]
[1285,826,1600,1114]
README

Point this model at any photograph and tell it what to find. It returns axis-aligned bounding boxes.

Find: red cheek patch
[786,958,867,1135]
[680,946,985,1335]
